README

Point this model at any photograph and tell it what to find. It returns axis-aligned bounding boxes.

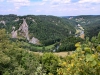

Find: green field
[22,42,55,51]
[32,44,55,50]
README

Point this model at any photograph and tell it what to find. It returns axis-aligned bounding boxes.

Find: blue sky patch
[71,0,79,2]
[0,0,99,16]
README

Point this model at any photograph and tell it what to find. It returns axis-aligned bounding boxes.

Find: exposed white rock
[29,37,40,45]
[78,24,81,27]
[11,18,40,45]
[69,17,73,20]
[75,24,85,39]
[0,20,6,25]
[69,31,72,34]
[27,17,32,20]
[11,30,17,38]
[18,19,29,40]
[75,18,84,22]
[12,26,15,30]
[32,19,35,22]
[14,18,19,22]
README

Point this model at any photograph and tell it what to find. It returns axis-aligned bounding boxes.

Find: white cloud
[91,7,95,10]
[7,0,30,9]
[0,0,4,2]
[36,9,41,12]
[43,0,71,4]
[39,2,45,5]
[7,0,30,3]
[43,0,48,1]
[78,0,100,3]
[0,8,17,12]
[52,0,71,4]
[0,0,99,16]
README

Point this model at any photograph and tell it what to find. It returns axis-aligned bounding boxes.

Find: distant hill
[84,20,100,38]
[62,15,100,25]
[62,15,100,38]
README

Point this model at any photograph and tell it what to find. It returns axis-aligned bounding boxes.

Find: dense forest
[0,15,100,75]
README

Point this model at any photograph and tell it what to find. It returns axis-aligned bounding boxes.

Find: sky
[0,0,100,16]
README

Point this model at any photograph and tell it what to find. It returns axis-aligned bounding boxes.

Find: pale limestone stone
[18,19,29,40]
[29,37,40,45]
[11,30,17,38]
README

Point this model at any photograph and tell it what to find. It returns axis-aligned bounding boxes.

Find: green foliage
[1,15,100,75]
[58,36,84,51]
[41,53,60,74]
[3,71,10,75]
[85,21,100,38]
[27,15,75,45]
[0,29,40,75]
[57,32,100,75]
[63,15,100,38]
[0,15,75,46]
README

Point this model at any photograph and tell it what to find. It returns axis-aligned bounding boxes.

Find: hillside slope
[0,14,75,45]
[63,15,100,38]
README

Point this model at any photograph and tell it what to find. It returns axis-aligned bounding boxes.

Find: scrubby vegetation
[0,29,100,75]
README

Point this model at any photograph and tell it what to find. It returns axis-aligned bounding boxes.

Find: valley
[0,14,100,75]
[0,15,100,52]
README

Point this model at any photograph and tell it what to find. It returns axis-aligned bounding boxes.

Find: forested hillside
[63,15,100,38]
[0,15,100,52]
[0,14,75,46]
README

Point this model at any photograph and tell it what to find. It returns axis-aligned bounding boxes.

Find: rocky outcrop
[18,19,29,40]
[11,26,17,38]
[11,18,40,45]
[29,37,40,45]
[75,24,85,39]
[11,30,18,38]
[0,20,6,25]
[32,19,35,22]
[14,18,19,22]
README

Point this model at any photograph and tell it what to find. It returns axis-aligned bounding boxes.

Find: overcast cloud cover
[0,0,100,16]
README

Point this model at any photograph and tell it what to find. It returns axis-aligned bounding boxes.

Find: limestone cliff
[75,24,85,39]
[11,26,17,38]
[18,19,29,40]
[11,30,17,38]
[11,18,40,45]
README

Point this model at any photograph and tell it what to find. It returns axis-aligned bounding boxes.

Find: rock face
[11,18,40,45]
[75,24,85,39]
[29,37,40,45]
[0,20,6,25]
[11,26,17,38]
[18,19,29,40]
[14,18,19,22]
[11,30,17,38]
